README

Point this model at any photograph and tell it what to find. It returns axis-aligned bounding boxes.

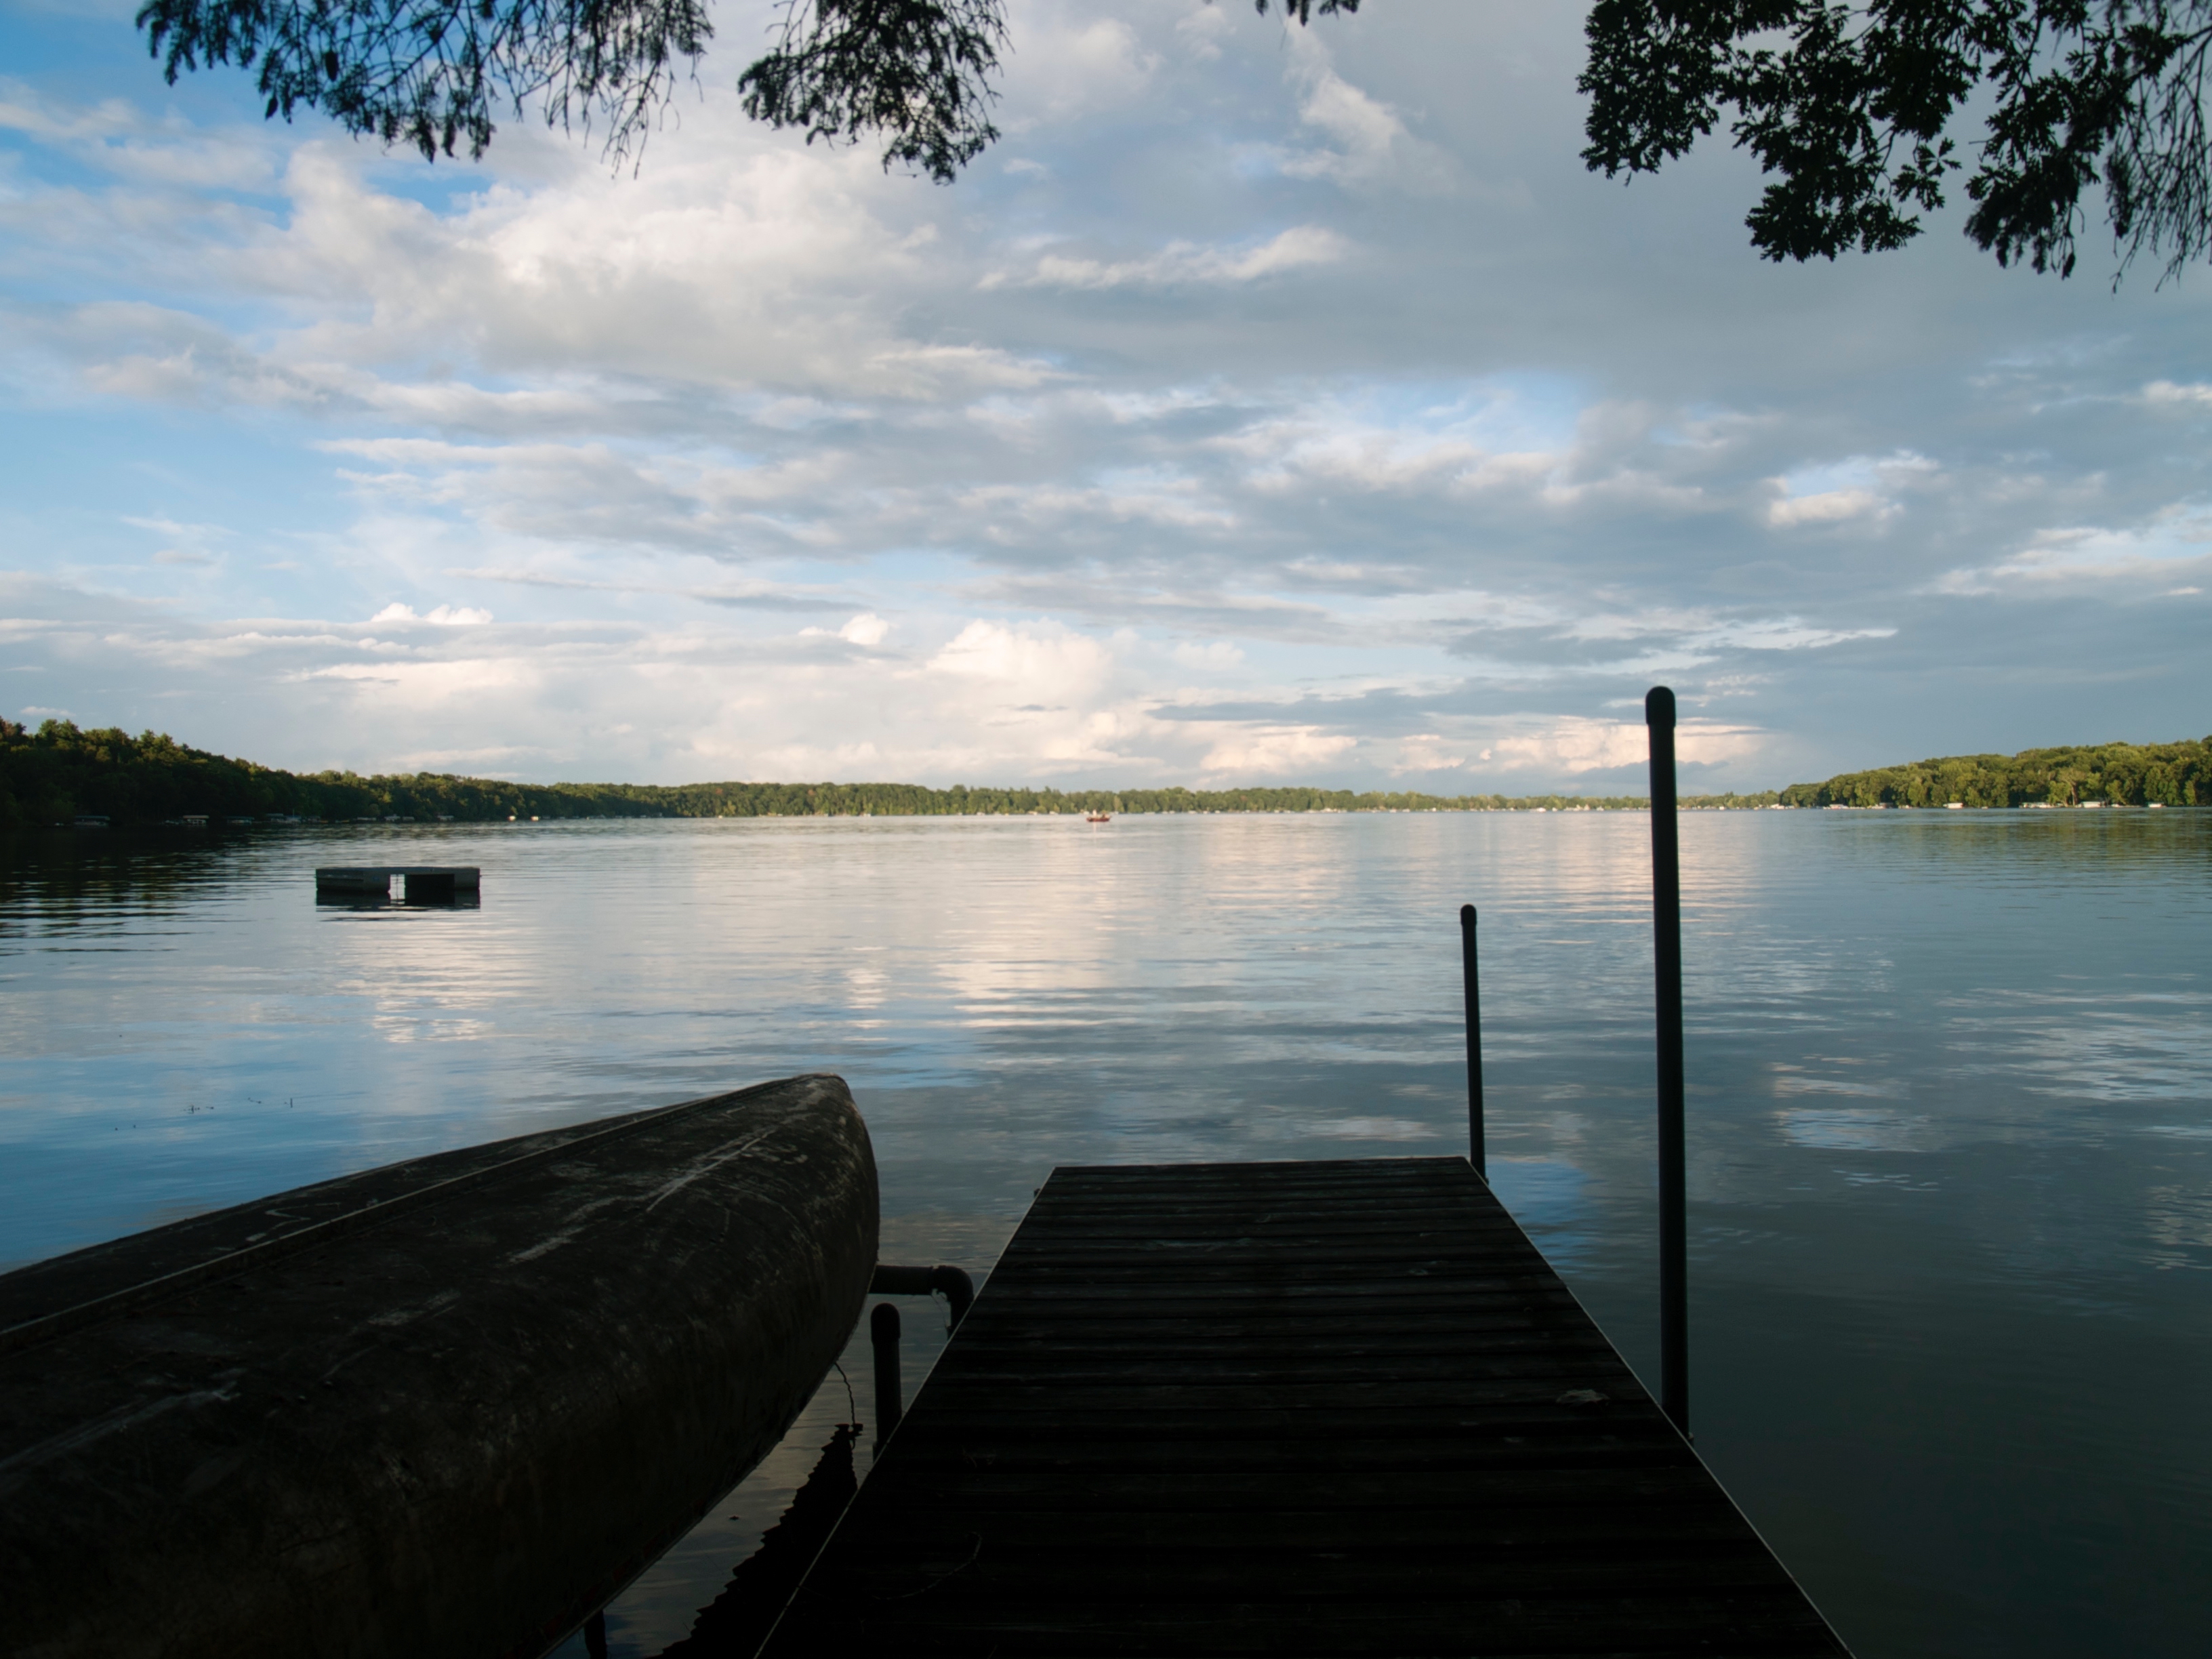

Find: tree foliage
[138,0,714,162]
[127,1,2212,278]
[1582,1,2212,282]
[737,1,1011,184]
[1779,735,2212,805]
[1,719,1773,830]
[138,0,1357,173]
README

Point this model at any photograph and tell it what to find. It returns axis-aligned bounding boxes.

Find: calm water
[4,811,2209,1657]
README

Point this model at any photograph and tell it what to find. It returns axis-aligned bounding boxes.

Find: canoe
[0,1073,877,1659]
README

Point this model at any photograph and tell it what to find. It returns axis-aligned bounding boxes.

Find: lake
[3,808,2207,1656]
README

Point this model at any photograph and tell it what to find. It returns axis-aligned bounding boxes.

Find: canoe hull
[0,1073,877,1659]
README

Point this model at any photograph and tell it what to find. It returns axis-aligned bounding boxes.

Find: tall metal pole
[1459,903,1486,1179]
[1646,686,1689,1434]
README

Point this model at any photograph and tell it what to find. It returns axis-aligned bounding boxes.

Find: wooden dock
[761,1157,1847,1656]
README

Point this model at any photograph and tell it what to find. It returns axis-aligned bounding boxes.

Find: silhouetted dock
[762,1157,1847,1656]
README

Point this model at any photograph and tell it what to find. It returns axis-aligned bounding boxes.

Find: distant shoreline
[3,719,2206,829]
[1774,735,2209,810]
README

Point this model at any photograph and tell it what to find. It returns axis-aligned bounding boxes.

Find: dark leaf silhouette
[1581,1,2212,283]
[136,0,1359,172]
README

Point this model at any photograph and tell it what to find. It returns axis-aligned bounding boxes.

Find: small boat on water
[1086,813,1110,823]
[0,1073,877,1659]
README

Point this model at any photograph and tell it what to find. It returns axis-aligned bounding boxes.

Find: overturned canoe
[0,1073,876,1659]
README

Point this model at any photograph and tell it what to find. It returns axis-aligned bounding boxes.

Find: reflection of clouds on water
[1947,990,2212,1103]
[1303,1116,1437,1141]
[2143,1185,2212,1268]
[1773,1107,1928,1153]
[1486,1155,1593,1267]
[322,903,525,1061]
[1770,1061,1909,1101]
[369,1014,495,1044]
[935,956,1120,1015]
[9,810,2210,1659]
[840,949,887,1010]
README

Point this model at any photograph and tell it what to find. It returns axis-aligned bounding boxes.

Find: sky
[2,0,2208,794]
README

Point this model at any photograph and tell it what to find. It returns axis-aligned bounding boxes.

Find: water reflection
[3,811,2209,1658]
[653,1425,859,1659]
[1773,1107,1931,1152]
[315,891,483,912]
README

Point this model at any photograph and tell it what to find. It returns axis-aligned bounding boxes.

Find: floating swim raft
[315,865,480,899]
[0,1074,876,1659]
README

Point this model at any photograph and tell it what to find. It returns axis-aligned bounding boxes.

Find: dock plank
[761,1157,1847,1657]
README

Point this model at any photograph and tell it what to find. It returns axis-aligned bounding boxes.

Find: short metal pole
[1646,685,1688,1434]
[1460,903,1486,1179]
[869,1301,902,1443]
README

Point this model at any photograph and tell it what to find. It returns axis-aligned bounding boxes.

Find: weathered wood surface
[763,1157,1847,1657]
[0,1073,876,1659]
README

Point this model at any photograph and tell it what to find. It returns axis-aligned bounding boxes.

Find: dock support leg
[870,1302,902,1444]
[1646,686,1689,1435]
[1460,903,1486,1180]
[583,1610,608,1658]
[867,1263,975,1330]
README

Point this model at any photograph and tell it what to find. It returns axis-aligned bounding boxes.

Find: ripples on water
[3,811,2208,1657]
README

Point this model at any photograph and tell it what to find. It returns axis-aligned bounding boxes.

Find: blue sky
[3,0,2208,792]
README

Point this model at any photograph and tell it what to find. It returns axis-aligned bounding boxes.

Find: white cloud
[1769,489,1883,527]
[1172,639,1244,670]
[1472,716,1763,775]
[928,618,1113,695]
[1696,617,1893,653]
[1934,513,2212,593]
[1002,7,1160,124]
[1173,1,1233,62]
[1483,717,1645,774]
[2,3,2206,797]
[803,613,892,646]
[1197,725,1357,777]
[0,76,277,191]
[75,127,1053,405]
[306,653,531,708]
[982,226,1349,291]
[1272,41,1456,192]
[1765,453,1935,528]
[958,475,1237,534]
[371,602,495,626]
[2142,380,2212,409]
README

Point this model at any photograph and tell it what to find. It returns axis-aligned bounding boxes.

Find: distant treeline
[1,720,1782,828]
[1778,737,2212,808]
[21,718,2198,829]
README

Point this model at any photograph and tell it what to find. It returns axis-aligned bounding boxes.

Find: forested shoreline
[3,719,2205,830]
[1776,737,2212,808]
[0,720,1768,827]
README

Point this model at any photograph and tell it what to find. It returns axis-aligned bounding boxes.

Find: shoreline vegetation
[3,720,2207,830]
